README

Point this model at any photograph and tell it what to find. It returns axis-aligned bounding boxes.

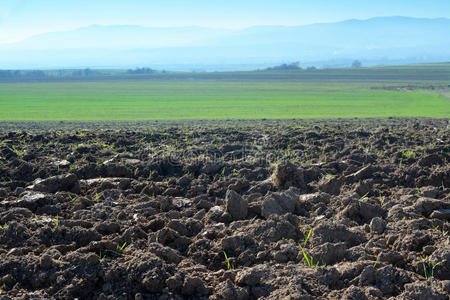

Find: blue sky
[1,0,450,43]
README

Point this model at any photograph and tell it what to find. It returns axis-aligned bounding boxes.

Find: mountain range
[1,16,449,70]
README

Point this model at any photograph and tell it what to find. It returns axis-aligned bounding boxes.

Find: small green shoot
[298,229,320,268]
[379,194,385,207]
[300,248,320,268]
[415,187,421,194]
[373,260,379,268]
[360,192,369,200]
[223,251,231,270]
[134,167,139,177]
[99,251,106,263]
[56,215,59,227]
[303,228,312,248]
[402,150,416,159]
[117,242,127,252]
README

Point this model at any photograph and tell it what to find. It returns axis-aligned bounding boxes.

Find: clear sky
[1,0,450,44]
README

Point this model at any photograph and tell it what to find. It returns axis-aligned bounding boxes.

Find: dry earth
[0,118,449,299]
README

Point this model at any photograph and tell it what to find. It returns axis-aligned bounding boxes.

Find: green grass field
[1,66,449,120]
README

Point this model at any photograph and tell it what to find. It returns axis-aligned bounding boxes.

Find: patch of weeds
[402,150,416,159]
[420,256,446,282]
[286,145,292,157]
[96,159,104,167]
[11,145,25,159]
[432,225,448,237]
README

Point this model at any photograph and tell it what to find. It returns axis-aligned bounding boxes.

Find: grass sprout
[373,259,379,268]
[223,251,232,270]
[303,228,312,248]
[99,251,106,263]
[298,228,320,268]
[301,248,320,268]
[420,256,445,282]
[221,167,226,177]
[379,194,385,207]
[117,242,127,252]
[402,150,416,159]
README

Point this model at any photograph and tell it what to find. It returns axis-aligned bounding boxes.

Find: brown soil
[0,118,449,299]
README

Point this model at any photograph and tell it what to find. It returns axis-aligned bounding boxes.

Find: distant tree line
[264,62,301,71]
[0,68,100,79]
[0,70,47,79]
[127,68,155,74]
[71,68,100,77]
[261,62,318,72]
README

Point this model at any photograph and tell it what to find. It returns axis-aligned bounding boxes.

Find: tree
[351,60,362,68]
[264,61,301,71]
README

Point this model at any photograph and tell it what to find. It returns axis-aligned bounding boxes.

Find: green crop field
[0,66,449,120]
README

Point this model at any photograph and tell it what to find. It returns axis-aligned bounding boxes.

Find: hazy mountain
[1,16,449,70]
[1,25,233,50]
